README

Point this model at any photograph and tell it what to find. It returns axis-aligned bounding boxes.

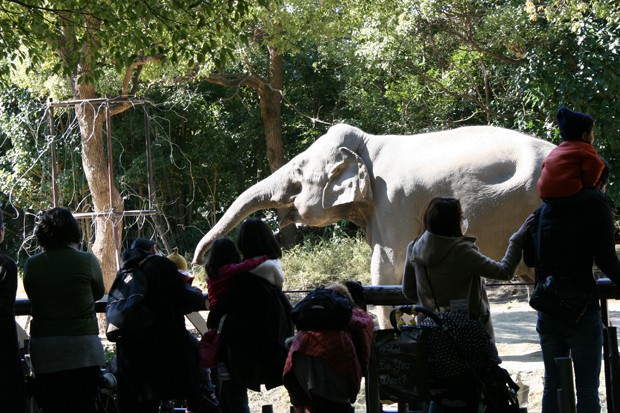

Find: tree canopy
[1,0,619,271]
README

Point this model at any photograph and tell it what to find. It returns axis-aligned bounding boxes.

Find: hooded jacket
[402,230,525,339]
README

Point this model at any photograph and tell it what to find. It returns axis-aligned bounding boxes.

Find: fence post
[366,349,382,413]
[555,357,576,413]
[605,325,620,413]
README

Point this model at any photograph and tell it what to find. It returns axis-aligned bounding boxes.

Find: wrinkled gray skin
[193,124,555,326]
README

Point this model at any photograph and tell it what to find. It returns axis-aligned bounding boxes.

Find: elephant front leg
[370,245,404,329]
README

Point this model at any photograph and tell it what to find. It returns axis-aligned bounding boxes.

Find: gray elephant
[193,124,554,322]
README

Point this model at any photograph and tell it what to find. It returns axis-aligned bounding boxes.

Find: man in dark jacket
[0,211,25,412]
[115,238,205,413]
[523,188,620,413]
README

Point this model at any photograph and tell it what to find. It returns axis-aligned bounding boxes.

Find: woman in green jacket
[24,207,105,413]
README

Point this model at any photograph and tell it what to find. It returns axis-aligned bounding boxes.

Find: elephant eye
[289,182,302,196]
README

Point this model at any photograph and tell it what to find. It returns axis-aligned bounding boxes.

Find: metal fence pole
[555,357,576,413]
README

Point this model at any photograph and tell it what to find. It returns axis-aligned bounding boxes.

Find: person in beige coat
[402,197,533,341]
[402,197,532,412]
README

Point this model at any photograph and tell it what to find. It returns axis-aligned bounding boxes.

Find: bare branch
[205,73,261,90]
[120,55,162,96]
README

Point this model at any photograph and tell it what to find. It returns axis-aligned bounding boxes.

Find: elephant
[193,124,555,325]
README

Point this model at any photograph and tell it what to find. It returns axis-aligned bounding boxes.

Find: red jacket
[283,307,374,403]
[206,256,268,308]
[537,140,604,198]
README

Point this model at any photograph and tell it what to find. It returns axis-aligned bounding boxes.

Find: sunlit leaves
[0,0,272,94]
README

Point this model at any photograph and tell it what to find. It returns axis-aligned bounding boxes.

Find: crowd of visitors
[3,213,369,413]
[3,106,620,413]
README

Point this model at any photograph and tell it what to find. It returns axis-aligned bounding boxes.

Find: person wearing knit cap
[167,247,195,285]
[524,109,620,412]
[537,106,605,199]
[165,247,219,412]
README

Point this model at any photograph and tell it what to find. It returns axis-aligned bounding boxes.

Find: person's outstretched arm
[402,240,418,301]
[463,213,534,281]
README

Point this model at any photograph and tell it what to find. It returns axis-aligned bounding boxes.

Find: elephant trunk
[192,169,288,265]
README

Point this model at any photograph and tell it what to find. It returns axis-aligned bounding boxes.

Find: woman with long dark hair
[213,218,293,413]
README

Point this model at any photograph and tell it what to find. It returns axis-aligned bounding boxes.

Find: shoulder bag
[198,315,226,368]
[420,267,500,380]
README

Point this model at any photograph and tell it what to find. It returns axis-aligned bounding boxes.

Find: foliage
[514,1,620,203]
[0,0,271,87]
[0,87,47,210]
[114,81,266,252]
[282,233,372,290]
[2,0,620,259]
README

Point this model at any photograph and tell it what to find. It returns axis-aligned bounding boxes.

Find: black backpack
[481,365,521,413]
[291,286,353,331]
[105,254,155,342]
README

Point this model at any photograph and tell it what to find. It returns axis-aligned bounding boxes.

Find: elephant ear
[322,147,373,208]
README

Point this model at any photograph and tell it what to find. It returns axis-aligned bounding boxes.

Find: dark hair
[130,238,157,251]
[205,238,241,279]
[35,207,82,250]
[422,197,463,237]
[237,218,282,259]
[344,280,366,308]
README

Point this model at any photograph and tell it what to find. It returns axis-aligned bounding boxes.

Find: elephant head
[192,124,374,264]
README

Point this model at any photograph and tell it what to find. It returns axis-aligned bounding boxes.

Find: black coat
[216,273,294,391]
[523,188,620,308]
[115,249,205,402]
[0,253,25,412]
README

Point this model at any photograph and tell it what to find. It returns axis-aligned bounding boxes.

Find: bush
[281,234,371,291]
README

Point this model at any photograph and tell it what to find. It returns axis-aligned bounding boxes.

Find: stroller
[374,305,521,412]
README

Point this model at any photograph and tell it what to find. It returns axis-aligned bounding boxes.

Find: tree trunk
[74,85,124,290]
[259,46,296,247]
[259,47,285,173]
